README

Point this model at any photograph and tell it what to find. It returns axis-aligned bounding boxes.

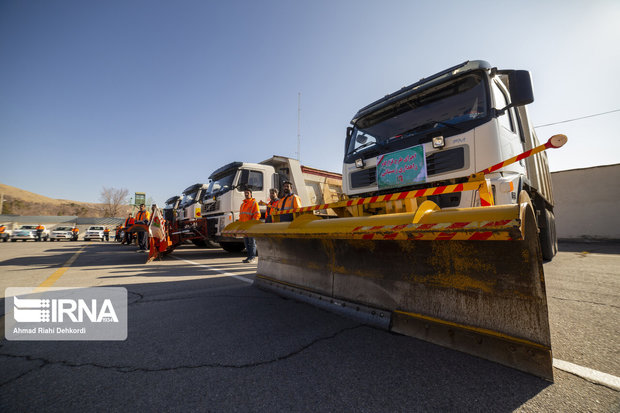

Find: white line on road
[553,358,620,391]
[171,256,254,284]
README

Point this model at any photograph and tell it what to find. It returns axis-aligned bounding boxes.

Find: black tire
[191,239,208,248]
[11,239,16,242]
[539,208,557,261]
[220,242,245,253]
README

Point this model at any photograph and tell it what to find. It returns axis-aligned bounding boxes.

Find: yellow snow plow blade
[223,137,567,381]
[224,196,552,380]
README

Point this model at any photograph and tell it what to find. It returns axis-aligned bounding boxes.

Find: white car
[84,226,105,241]
[50,226,75,241]
[11,225,50,241]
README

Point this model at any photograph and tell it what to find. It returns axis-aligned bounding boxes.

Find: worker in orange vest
[277,181,302,222]
[123,213,135,245]
[260,188,280,223]
[239,189,260,263]
[103,227,110,242]
[71,225,79,241]
[36,224,44,241]
[135,204,151,252]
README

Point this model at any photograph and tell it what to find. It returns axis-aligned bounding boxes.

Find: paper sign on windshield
[376,145,427,190]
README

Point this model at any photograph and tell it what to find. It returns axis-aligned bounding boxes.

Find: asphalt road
[0,240,618,412]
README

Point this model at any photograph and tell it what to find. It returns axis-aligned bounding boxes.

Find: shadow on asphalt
[0,272,552,412]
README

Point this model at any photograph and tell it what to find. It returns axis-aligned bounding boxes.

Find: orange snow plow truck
[224,61,566,380]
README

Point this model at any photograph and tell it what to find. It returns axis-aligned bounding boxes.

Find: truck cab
[203,156,342,252]
[343,60,557,259]
[177,183,209,223]
[163,195,181,224]
[203,161,277,252]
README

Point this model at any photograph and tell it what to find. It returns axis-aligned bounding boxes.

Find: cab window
[492,80,514,132]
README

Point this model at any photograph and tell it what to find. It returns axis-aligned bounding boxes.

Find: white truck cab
[343,60,558,259]
[177,183,209,223]
[203,156,342,252]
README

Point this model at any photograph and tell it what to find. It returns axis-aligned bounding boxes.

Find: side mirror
[508,70,534,107]
[345,127,353,154]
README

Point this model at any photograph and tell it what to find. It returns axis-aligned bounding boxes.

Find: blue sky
[1,0,619,205]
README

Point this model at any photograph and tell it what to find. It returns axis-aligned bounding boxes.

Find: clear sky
[1,0,619,205]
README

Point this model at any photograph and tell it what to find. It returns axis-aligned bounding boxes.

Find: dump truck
[204,156,342,252]
[223,60,567,380]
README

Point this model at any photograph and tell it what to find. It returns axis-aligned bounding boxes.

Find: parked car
[0,224,11,242]
[11,225,50,241]
[84,226,105,241]
[50,226,76,241]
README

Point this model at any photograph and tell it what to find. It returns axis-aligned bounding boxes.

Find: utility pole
[0,193,4,215]
[296,92,301,162]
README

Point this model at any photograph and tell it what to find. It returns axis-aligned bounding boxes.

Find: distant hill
[0,183,129,217]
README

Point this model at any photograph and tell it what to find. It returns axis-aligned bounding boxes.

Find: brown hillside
[0,183,129,217]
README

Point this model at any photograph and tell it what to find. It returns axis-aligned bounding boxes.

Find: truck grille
[350,168,376,188]
[350,147,466,189]
[203,201,219,213]
[426,147,465,176]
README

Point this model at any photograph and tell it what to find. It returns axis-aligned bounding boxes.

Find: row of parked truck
[161,155,344,253]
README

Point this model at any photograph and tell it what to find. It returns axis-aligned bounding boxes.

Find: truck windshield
[205,171,236,198]
[347,73,487,158]
[180,191,199,207]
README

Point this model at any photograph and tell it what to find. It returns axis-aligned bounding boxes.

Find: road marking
[2,246,85,340]
[36,247,86,291]
[171,256,254,284]
[553,358,620,391]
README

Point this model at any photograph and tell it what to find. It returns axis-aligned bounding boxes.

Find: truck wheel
[220,242,245,253]
[191,239,207,248]
[539,208,557,261]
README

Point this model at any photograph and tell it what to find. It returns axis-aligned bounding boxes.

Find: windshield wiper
[397,120,462,139]
[350,141,376,155]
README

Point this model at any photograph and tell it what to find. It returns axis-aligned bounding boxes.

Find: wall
[551,163,620,240]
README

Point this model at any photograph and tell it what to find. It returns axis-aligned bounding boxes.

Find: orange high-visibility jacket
[136,211,150,222]
[265,198,280,222]
[125,217,135,227]
[104,228,110,233]
[239,198,260,222]
[72,227,79,233]
[36,225,44,230]
[278,194,302,211]
[0,225,5,233]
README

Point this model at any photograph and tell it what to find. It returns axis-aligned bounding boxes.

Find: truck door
[238,169,267,213]
[491,79,526,175]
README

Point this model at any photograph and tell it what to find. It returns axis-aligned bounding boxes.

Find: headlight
[432,135,445,149]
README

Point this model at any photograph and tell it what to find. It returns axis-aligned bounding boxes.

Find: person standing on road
[278,181,302,222]
[239,189,260,263]
[123,213,134,245]
[261,188,280,223]
[135,204,150,252]
[36,224,44,241]
[71,225,79,241]
[103,227,110,242]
